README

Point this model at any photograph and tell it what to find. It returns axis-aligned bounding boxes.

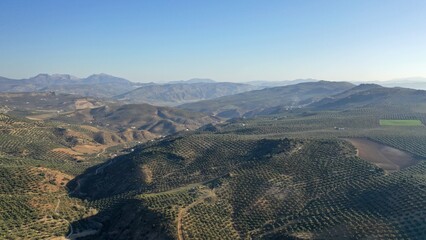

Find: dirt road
[177,188,216,240]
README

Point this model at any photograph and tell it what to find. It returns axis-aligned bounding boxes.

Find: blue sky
[1,0,425,82]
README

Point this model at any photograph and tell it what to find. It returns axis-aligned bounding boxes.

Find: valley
[0,78,425,239]
[2,2,425,239]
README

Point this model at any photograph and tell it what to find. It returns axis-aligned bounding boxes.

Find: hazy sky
[1,0,425,82]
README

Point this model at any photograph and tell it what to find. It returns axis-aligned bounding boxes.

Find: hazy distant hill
[246,78,317,87]
[114,82,260,106]
[0,76,20,91]
[82,73,132,84]
[167,78,216,84]
[0,73,139,97]
[180,81,355,118]
[379,77,426,90]
[0,92,105,113]
[310,84,426,110]
[43,82,144,98]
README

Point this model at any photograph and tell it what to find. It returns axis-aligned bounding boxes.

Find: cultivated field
[344,138,420,172]
[69,105,426,239]
[380,119,423,126]
[2,98,426,239]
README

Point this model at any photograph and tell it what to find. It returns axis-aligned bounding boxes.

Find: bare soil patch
[72,144,105,154]
[51,148,85,160]
[52,148,84,156]
[32,167,74,193]
[79,125,100,132]
[344,138,420,172]
[74,99,97,110]
[141,165,153,184]
[27,113,56,120]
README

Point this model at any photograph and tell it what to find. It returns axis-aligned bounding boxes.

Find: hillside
[179,81,355,118]
[43,82,142,98]
[114,82,260,106]
[309,84,426,111]
[53,103,219,136]
[68,108,426,239]
[1,83,426,239]
[0,113,144,169]
[246,78,317,87]
[64,85,426,239]
[3,1,426,239]
[0,91,217,141]
[0,92,105,114]
[0,113,134,239]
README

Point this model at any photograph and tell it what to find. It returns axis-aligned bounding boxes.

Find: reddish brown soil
[345,138,420,172]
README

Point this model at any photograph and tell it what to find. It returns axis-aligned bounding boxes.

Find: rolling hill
[179,81,355,118]
[0,92,105,114]
[0,74,262,102]
[1,80,426,239]
[0,91,218,139]
[68,107,426,239]
[309,84,426,111]
[0,113,130,239]
[2,79,426,239]
[114,82,260,106]
[52,103,220,136]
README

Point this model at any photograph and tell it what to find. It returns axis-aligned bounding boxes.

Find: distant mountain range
[0,73,133,88]
[179,80,426,118]
[0,73,141,98]
[2,74,426,108]
[0,74,260,105]
[377,77,426,90]
[245,78,318,87]
[166,78,216,84]
[309,83,426,111]
[247,77,426,90]
[179,81,355,118]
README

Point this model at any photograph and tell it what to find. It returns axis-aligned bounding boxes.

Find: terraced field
[0,113,133,239]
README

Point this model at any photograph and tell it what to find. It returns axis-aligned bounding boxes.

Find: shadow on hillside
[66,153,145,200]
[65,136,299,239]
[66,154,173,239]
[68,198,173,240]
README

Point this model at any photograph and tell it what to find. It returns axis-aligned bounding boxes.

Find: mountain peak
[187,78,215,83]
[28,73,81,82]
[84,73,132,84]
[87,73,113,78]
[31,73,79,81]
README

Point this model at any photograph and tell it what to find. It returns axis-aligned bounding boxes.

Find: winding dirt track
[55,199,61,213]
[344,138,420,172]
[177,189,216,240]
